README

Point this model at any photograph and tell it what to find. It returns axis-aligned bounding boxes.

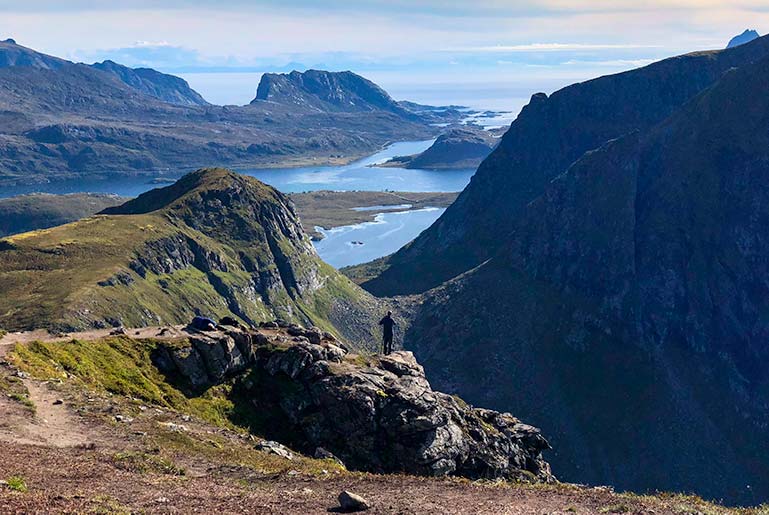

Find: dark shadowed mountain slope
[381,127,499,170]
[92,60,209,106]
[361,35,769,297]
[727,29,760,48]
[0,169,382,346]
[405,53,769,505]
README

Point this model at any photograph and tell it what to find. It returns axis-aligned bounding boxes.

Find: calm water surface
[0,140,475,198]
[0,140,473,268]
[312,207,446,268]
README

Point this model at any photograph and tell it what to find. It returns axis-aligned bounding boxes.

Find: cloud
[76,41,204,68]
[561,58,657,67]
[446,43,662,53]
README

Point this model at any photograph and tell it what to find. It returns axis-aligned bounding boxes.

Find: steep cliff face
[0,39,207,106]
[0,169,381,347]
[91,60,209,106]
[362,35,769,297]
[153,324,554,482]
[405,54,769,504]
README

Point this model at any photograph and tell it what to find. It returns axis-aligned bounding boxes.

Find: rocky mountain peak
[727,29,760,48]
[252,69,409,116]
[101,168,276,216]
[0,38,69,70]
[91,59,209,106]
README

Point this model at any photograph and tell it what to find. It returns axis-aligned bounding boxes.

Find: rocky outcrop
[153,325,553,482]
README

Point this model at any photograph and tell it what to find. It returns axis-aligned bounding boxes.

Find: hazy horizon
[1,1,765,108]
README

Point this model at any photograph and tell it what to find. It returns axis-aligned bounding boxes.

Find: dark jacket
[379,315,395,336]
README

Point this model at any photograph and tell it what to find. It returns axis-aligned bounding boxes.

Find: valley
[1,7,769,512]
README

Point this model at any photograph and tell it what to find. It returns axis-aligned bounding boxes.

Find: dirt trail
[2,381,91,448]
[0,325,190,449]
[0,325,189,350]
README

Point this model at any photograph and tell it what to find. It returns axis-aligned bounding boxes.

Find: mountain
[0,42,445,187]
[0,193,124,237]
[402,49,769,504]
[381,127,499,170]
[727,29,760,48]
[0,39,206,105]
[253,69,411,116]
[0,38,68,69]
[0,169,382,346]
[91,60,209,106]
[361,34,769,297]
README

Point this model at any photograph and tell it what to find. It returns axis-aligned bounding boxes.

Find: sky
[1,1,766,109]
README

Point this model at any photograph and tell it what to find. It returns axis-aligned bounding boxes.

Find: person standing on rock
[379,311,396,354]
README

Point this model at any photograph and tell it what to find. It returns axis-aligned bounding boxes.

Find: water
[0,140,475,199]
[241,140,475,193]
[312,207,446,268]
[351,204,412,212]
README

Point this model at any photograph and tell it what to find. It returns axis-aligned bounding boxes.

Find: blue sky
[1,1,765,107]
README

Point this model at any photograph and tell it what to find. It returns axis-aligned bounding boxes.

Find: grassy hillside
[0,169,382,348]
[0,193,124,237]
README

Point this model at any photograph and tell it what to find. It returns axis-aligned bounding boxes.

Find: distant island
[377,126,502,170]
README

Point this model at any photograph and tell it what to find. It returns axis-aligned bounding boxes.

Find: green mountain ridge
[0,169,382,347]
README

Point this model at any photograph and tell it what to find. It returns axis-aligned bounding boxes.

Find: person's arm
[378,317,384,325]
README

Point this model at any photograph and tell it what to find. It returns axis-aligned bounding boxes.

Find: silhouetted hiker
[379,311,396,354]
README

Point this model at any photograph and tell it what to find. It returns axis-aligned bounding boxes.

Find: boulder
[337,491,370,512]
[256,440,293,460]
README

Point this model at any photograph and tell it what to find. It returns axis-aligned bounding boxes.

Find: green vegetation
[0,374,35,413]
[0,212,169,330]
[153,428,344,477]
[5,476,28,493]
[10,337,235,428]
[0,193,124,238]
[0,169,380,347]
[112,451,185,476]
[341,255,393,285]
